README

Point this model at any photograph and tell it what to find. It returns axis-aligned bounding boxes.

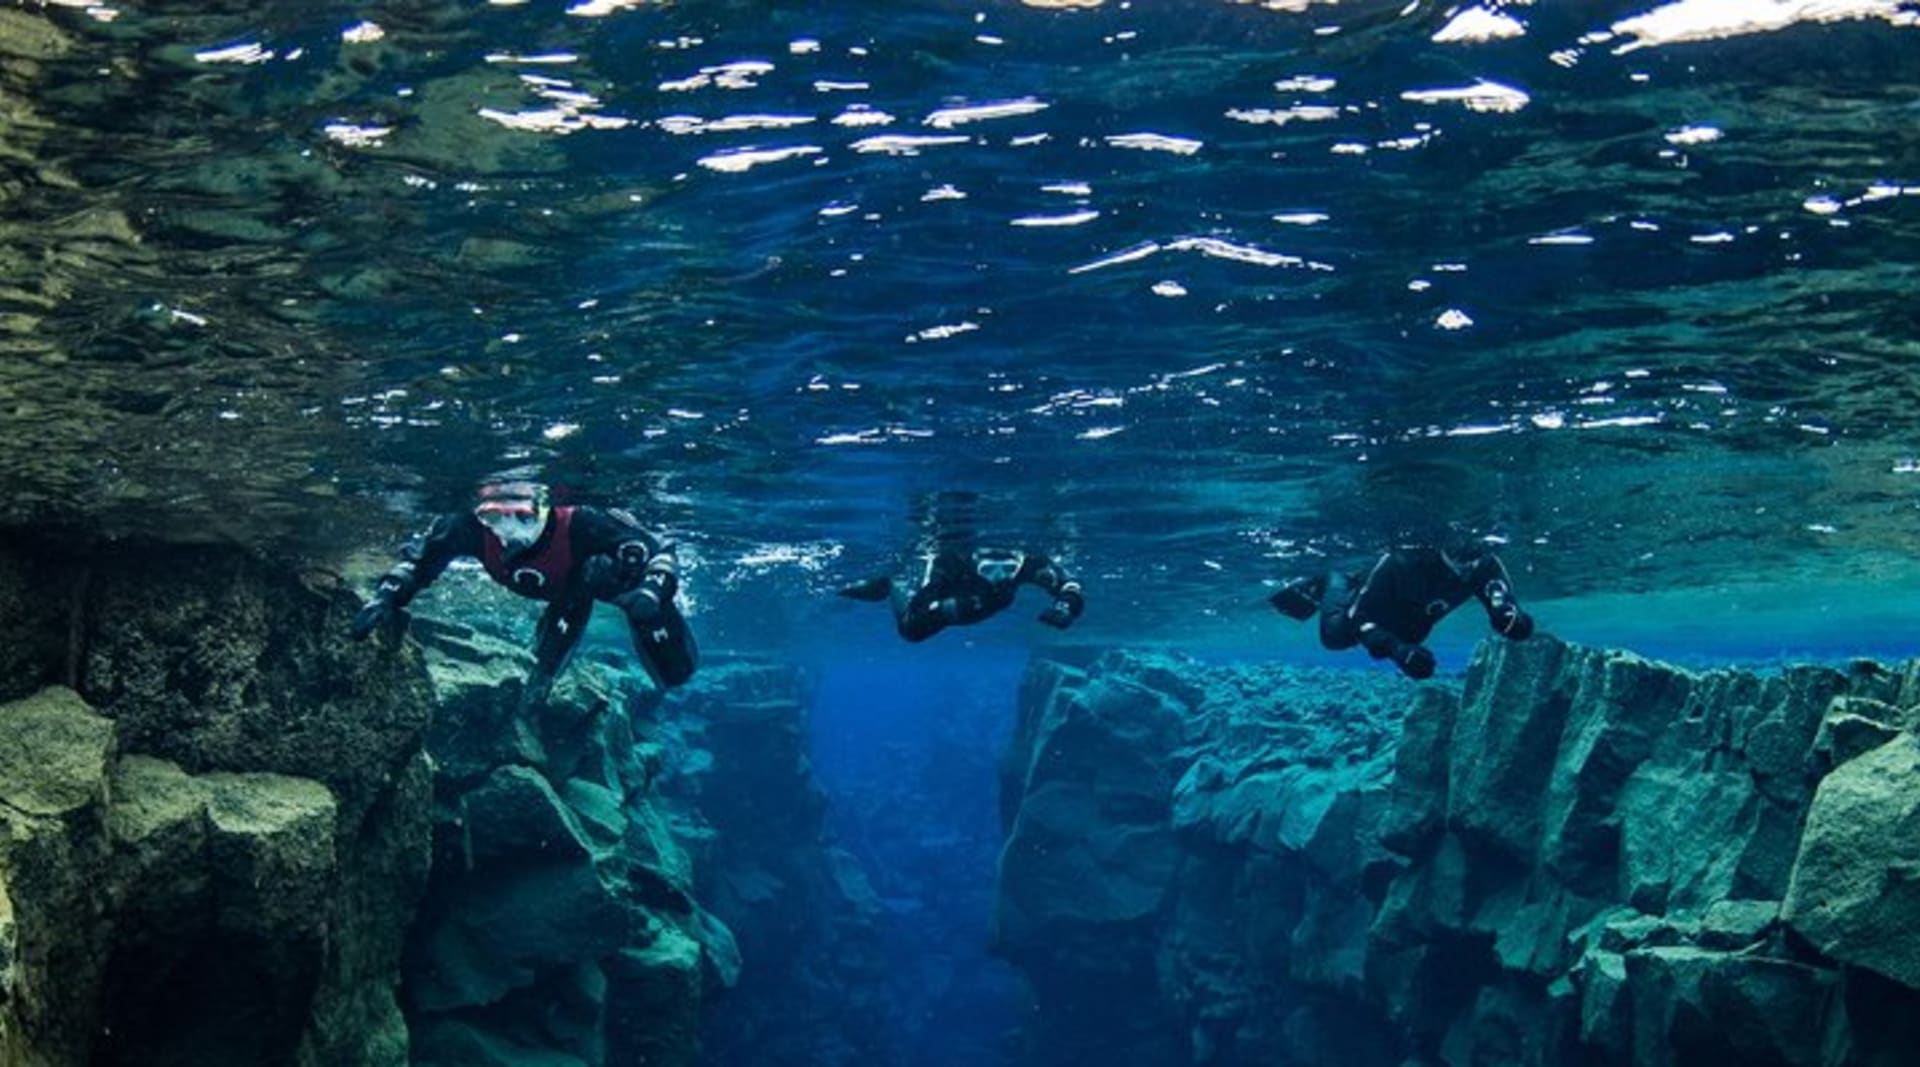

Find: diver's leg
[526,594,594,708]
[1317,574,1361,651]
[1270,573,1327,621]
[629,601,700,688]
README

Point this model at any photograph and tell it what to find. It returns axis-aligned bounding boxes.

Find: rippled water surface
[4,0,1918,644]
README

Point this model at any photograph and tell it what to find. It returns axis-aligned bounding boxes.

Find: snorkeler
[350,480,698,702]
[838,546,1084,642]
[1268,543,1533,679]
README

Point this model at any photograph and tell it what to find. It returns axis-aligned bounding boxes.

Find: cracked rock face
[645,658,895,1067]
[0,687,373,1066]
[403,623,735,1067]
[993,639,1920,1067]
[0,537,433,1067]
[1784,733,1920,990]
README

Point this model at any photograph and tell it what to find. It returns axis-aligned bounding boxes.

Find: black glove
[1396,645,1436,680]
[582,554,622,598]
[1269,585,1318,621]
[1038,599,1077,630]
[617,585,664,624]
[350,594,408,640]
[1501,610,1535,641]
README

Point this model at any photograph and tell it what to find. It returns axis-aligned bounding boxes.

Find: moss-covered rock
[0,686,113,817]
[0,536,434,1067]
[77,547,434,828]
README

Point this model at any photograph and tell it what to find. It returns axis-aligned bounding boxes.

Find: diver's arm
[381,513,482,607]
[1021,553,1084,628]
[1472,555,1534,639]
[575,507,680,616]
[351,512,481,639]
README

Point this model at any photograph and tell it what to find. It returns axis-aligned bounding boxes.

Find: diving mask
[974,549,1025,584]
[475,485,550,554]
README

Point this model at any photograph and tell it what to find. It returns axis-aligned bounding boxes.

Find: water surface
[3,0,1918,646]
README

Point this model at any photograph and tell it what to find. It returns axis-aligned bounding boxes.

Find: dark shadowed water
[5,0,1919,653]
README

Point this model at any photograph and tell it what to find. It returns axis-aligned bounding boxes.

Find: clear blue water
[810,648,1029,1064]
[7,0,1920,650]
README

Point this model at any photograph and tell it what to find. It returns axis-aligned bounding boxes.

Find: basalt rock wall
[400,621,735,1067]
[0,535,805,1067]
[993,637,1920,1067]
[0,534,435,1066]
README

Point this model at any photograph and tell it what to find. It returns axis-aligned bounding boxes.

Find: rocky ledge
[993,636,1920,1067]
[400,620,738,1067]
[0,540,434,1066]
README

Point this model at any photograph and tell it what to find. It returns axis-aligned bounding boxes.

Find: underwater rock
[409,860,634,1012]
[0,684,410,1067]
[997,651,1411,1065]
[992,658,1194,1065]
[1622,947,1834,1067]
[994,637,1920,1067]
[1812,696,1904,769]
[463,765,598,863]
[0,538,432,1067]
[0,687,116,1066]
[0,686,114,816]
[75,545,436,829]
[1783,732,1920,991]
[406,632,725,1067]
[0,551,68,705]
[201,771,340,936]
[997,667,1188,939]
[411,1017,592,1067]
[605,930,705,1066]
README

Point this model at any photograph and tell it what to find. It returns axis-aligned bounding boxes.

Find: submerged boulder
[1784,732,1920,990]
[0,682,411,1067]
[0,686,114,817]
[996,652,1410,1065]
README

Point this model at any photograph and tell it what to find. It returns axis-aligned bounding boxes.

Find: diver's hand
[1038,600,1077,630]
[1396,645,1436,680]
[1268,581,1319,621]
[618,586,663,624]
[586,541,653,594]
[350,595,408,641]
